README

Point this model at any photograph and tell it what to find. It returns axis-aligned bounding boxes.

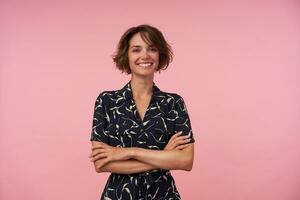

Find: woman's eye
[150,48,158,52]
[131,48,157,53]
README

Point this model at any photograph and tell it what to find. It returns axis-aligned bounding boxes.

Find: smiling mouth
[138,62,153,67]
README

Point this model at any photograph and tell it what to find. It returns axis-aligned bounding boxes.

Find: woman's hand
[164,131,192,151]
[90,142,133,163]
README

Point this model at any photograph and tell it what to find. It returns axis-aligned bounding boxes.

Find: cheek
[128,56,137,69]
[153,55,159,65]
[128,54,137,63]
[153,53,159,61]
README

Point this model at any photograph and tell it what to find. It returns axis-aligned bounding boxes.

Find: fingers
[94,158,110,170]
[166,131,183,146]
[170,135,190,147]
[90,149,107,158]
[165,131,191,150]
[91,143,109,150]
[174,135,190,143]
[89,142,112,163]
[175,139,191,147]
[169,132,190,143]
[169,131,183,141]
[89,147,109,162]
[92,154,107,162]
[175,143,191,150]
[90,151,108,162]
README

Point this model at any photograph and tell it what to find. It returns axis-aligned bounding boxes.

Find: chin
[131,66,158,76]
[135,72,155,77]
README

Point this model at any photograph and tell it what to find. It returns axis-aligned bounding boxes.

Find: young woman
[89,24,195,200]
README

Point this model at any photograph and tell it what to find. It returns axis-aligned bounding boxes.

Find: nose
[141,49,150,59]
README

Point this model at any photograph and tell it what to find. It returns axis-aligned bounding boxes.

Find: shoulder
[159,90,185,104]
[160,91,190,115]
[158,88,190,109]
[95,89,119,103]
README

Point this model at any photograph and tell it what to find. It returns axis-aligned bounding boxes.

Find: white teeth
[138,63,152,67]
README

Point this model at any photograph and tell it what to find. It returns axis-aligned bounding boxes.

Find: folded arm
[131,144,194,171]
[90,132,193,173]
[93,159,156,174]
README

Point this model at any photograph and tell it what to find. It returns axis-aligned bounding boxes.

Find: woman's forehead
[129,32,154,47]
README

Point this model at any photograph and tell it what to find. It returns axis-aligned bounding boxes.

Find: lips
[137,62,153,67]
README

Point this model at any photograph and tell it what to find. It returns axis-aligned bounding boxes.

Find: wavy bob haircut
[112,24,173,74]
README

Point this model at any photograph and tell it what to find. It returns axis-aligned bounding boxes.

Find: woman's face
[127,32,159,77]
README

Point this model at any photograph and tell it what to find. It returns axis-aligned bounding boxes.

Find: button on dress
[90,81,195,200]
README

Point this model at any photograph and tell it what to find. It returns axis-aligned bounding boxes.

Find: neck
[130,75,154,98]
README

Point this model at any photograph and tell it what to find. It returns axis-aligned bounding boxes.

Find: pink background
[1,0,300,199]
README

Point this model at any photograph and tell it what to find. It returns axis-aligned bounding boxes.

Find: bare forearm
[131,148,193,171]
[94,159,157,174]
[90,141,194,173]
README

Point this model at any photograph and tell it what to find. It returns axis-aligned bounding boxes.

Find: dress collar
[118,80,163,102]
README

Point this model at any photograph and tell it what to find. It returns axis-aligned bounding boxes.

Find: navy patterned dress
[90,81,195,200]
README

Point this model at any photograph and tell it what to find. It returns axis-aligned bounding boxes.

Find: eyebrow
[130,45,155,49]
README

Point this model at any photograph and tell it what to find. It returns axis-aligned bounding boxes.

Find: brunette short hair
[112,24,173,74]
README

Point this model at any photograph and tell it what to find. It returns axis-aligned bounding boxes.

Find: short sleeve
[90,92,109,144]
[174,96,195,144]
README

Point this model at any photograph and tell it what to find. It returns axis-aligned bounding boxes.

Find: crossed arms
[89,132,194,174]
